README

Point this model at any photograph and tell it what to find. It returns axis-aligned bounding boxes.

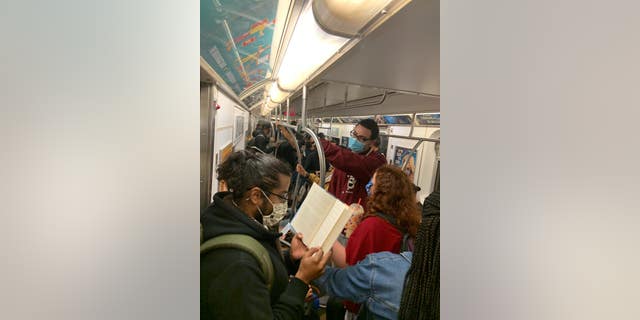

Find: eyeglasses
[350,130,371,142]
[264,190,289,203]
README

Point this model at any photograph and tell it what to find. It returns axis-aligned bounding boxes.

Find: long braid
[398,191,440,320]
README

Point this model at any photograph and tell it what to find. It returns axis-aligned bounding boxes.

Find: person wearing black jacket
[201,150,331,319]
[250,120,275,154]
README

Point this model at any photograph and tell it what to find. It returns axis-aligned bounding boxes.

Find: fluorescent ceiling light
[313,0,393,37]
[269,81,288,103]
[275,2,349,91]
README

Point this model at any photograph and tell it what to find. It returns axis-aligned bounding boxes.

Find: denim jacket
[314,251,412,320]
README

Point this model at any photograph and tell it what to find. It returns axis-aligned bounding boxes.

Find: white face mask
[257,190,288,228]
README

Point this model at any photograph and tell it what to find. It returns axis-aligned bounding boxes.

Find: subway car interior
[201,0,439,317]
[200,0,439,210]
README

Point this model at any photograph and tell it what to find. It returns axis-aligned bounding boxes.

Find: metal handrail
[381,134,441,173]
[270,121,327,217]
[302,127,326,187]
[382,134,440,144]
[287,126,304,213]
[271,121,304,212]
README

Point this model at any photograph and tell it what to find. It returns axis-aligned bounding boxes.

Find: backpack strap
[372,212,414,252]
[200,233,275,292]
[373,212,400,229]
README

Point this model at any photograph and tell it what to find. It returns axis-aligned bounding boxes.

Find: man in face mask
[201,150,333,319]
[318,118,386,210]
[257,188,289,229]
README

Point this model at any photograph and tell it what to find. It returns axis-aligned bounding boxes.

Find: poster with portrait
[393,146,417,182]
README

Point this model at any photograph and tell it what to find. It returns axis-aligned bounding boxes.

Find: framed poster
[415,113,440,126]
[341,136,350,147]
[234,115,245,141]
[378,134,389,157]
[383,115,413,125]
[329,127,340,138]
[393,146,417,182]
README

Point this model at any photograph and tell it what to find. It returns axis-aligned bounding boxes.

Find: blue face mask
[348,137,366,153]
[365,179,373,196]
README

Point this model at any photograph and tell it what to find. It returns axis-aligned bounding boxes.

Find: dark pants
[325,296,346,320]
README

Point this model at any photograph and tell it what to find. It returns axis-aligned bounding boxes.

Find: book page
[290,183,335,245]
[308,200,349,252]
[291,184,354,252]
[317,202,353,253]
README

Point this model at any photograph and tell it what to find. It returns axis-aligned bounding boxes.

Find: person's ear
[247,187,264,205]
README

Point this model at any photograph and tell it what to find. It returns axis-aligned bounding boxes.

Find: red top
[319,139,386,209]
[346,216,403,265]
[344,216,403,312]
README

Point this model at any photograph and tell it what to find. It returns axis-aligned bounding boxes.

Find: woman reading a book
[200,150,332,320]
[332,165,422,316]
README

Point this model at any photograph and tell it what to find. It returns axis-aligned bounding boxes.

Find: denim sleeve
[313,255,374,303]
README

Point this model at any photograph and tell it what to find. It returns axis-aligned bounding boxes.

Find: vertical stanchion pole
[301,84,307,128]
[286,98,290,123]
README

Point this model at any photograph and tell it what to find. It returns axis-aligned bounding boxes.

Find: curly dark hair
[216,150,291,200]
[365,165,421,237]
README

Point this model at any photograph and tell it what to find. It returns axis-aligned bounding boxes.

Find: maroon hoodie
[320,139,387,208]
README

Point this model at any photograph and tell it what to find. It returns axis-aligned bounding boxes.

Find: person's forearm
[331,241,347,268]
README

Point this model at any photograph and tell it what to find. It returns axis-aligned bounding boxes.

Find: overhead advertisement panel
[201,0,277,94]
[415,113,441,126]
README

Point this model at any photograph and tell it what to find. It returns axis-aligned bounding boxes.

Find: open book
[289,183,354,253]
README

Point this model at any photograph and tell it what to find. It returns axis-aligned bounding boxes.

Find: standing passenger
[314,190,440,320]
[318,118,386,208]
[201,151,331,319]
[314,119,386,319]
[333,165,421,316]
[249,120,274,154]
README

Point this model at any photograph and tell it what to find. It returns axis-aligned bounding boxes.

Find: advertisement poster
[415,113,440,126]
[201,0,277,94]
[378,135,389,157]
[330,127,340,138]
[341,136,350,147]
[234,115,245,141]
[393,146,417,182]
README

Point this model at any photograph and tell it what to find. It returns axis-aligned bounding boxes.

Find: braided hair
[398,191,440,320]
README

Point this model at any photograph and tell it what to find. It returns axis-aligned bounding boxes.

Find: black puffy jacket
[201,192,308,319]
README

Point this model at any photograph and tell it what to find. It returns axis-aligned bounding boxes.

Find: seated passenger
[201,150,331,320]
[315,190,440,320]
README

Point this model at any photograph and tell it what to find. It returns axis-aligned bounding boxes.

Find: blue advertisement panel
[201,0,277,94]
[415,113,441,126]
